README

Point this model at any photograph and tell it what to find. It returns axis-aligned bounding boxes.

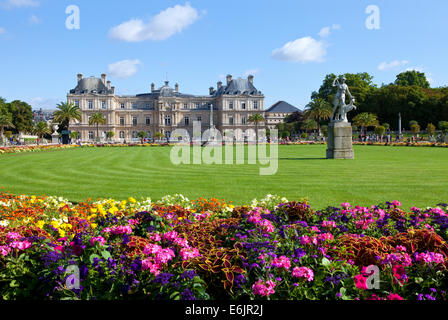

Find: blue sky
[0,0,447,110]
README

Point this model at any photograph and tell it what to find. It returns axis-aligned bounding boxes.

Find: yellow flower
[58,229,66,238]
[91,223,97,229]
[90,208,98,214]
[36,220,45,229]
[128,197,136,204]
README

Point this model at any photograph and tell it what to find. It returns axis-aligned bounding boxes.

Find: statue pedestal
[51,133,59,144]
[326,122,354,159]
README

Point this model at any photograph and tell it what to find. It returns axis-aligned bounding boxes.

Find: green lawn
[0,145,447,210]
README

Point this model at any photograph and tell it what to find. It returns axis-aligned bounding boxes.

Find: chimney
[175,83,179,93]
[107,81,111,90]
[111,86,115,94]
[226,74,232,85]
[217,81,222,89]
[248,75,254,84]
[209,87,214,95]
[77,73,83,82]
[151,83,155,93]
[101,74,107,85]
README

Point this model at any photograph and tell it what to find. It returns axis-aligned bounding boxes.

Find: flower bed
[0,193,447,300]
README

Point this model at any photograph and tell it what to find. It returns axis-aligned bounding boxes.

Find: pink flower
[0,245,11,256]
[155,248,175,264]
[90,236,106,246]
[128,219,140,225]
[141,259,161,276]
[10,240,32,251]
[163,231,179,242]
[149,233,161,242]
[180,247,201,261]
[299,236,310,245]
[354,274,368,290]
[310,226,320,233]
[252,279,276,297]
[391,200,401,207]
[341,203,351,209]
[7,232,21,241]
[322,220,336,229]
[143,243,162,255]
[387,293,404,300]
[271,256,291,270]
[292,267,314,282]
[395,245,407,252]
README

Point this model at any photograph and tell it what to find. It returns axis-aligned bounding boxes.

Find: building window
[88,101,93,110]
[184,116,189,126]
[195,102,200,109]
[165,131,171,138]
[242,116,247,125]
[146,116,151,125]
[121,103,125,109]
[197,116,202,122]
[229,101,233,110]
[132,103,137,109]
[183,103,188,110]
[101,101,107,109]
[229,116,234,125]
[133,116,137,126]
[132,131,137,139]
[253,101,258,109]
[241,102,246,110]
[165,115,171,126]
[146,131,151,138]
[88,131,94,140]
[120,117,125,125]
[74,100,79,107]
[119,131,125,139]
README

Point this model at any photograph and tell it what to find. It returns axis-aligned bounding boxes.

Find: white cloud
[0,27,6,34]
[107,59,142,79]
[243,69,260,77]
[28,97,60,110]
[2,0,39,8]
[378,60,409,71]
[109,3,201,42]
[29,14,40,24]
[318,24,341,38]
[272,37,326,63]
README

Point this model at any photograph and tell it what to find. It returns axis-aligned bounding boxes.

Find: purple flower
[180,288,196,300]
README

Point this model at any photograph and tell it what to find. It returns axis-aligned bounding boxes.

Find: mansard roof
[136,81,197,98]
[213,78,262,96]
[70,77,113,95]
[265,101,299,113]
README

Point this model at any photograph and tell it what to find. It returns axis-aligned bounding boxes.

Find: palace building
[67,73,268,142]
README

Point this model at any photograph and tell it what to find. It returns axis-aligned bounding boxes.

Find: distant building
[264,101,300,130]
[67,73,266,142]
[33,108,54,123]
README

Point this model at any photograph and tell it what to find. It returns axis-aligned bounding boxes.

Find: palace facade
[67,73,268,142]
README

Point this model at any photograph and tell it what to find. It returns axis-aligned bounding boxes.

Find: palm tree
[154,131,164,143]
[352,112,379,135]
[248,113,265,142]
[304,98,333,136]
[88,112,106,141]
[53,102,82,133]
[33,121,51,144]
[0,113,15,145]
[301,119,318,134]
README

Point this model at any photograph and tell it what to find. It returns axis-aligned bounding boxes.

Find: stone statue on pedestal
[326,76,356,159]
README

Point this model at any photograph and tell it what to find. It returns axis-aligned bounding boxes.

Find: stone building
[67,73,266,142]
[264,101,300,130]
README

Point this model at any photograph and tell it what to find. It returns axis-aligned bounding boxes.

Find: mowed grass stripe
[0,145,447,209]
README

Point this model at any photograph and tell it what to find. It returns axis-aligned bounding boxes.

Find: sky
[0,0,447,111]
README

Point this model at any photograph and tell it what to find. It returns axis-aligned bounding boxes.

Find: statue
[331,76,356,122]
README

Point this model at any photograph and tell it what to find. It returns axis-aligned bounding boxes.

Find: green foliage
[53,102,82,131]
[33,121,51,139]
[301,119,318,132]
[352,113,379,130]
[439,121,448,134]
[300,132,308,139]
[374,126,386,136]
[410,123,421,135]
[426,123,436,136]
[395,70,430,88]
[7,100,33,134]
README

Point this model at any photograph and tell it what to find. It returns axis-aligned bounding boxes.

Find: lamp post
[398,112,402,139]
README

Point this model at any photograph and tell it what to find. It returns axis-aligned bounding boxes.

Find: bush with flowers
[0,193,447,300]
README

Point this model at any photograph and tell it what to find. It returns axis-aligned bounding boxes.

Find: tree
[0,113,15,145]
[439,121,448,134]
[301,119,318,133]
[374,126,386,141]
[106,131,115,142]
[33,121,51,143]
[427,123,436,137]
[304,98,332,135]
[7,100,33,134]
[53,102,82,133]
[409,120,418,128]
[88,112,106,141]
[137,131,147,144]
[352,113,379,134]
[154,132,165,142]
[248,113,265,142]
[395,71,430,88]
[382,123,390,132]
[410,123,420,137]
[70,131,80,141]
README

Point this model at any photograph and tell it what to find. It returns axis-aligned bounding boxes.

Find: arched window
[88,131,94,140]
[119,131,125,139]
